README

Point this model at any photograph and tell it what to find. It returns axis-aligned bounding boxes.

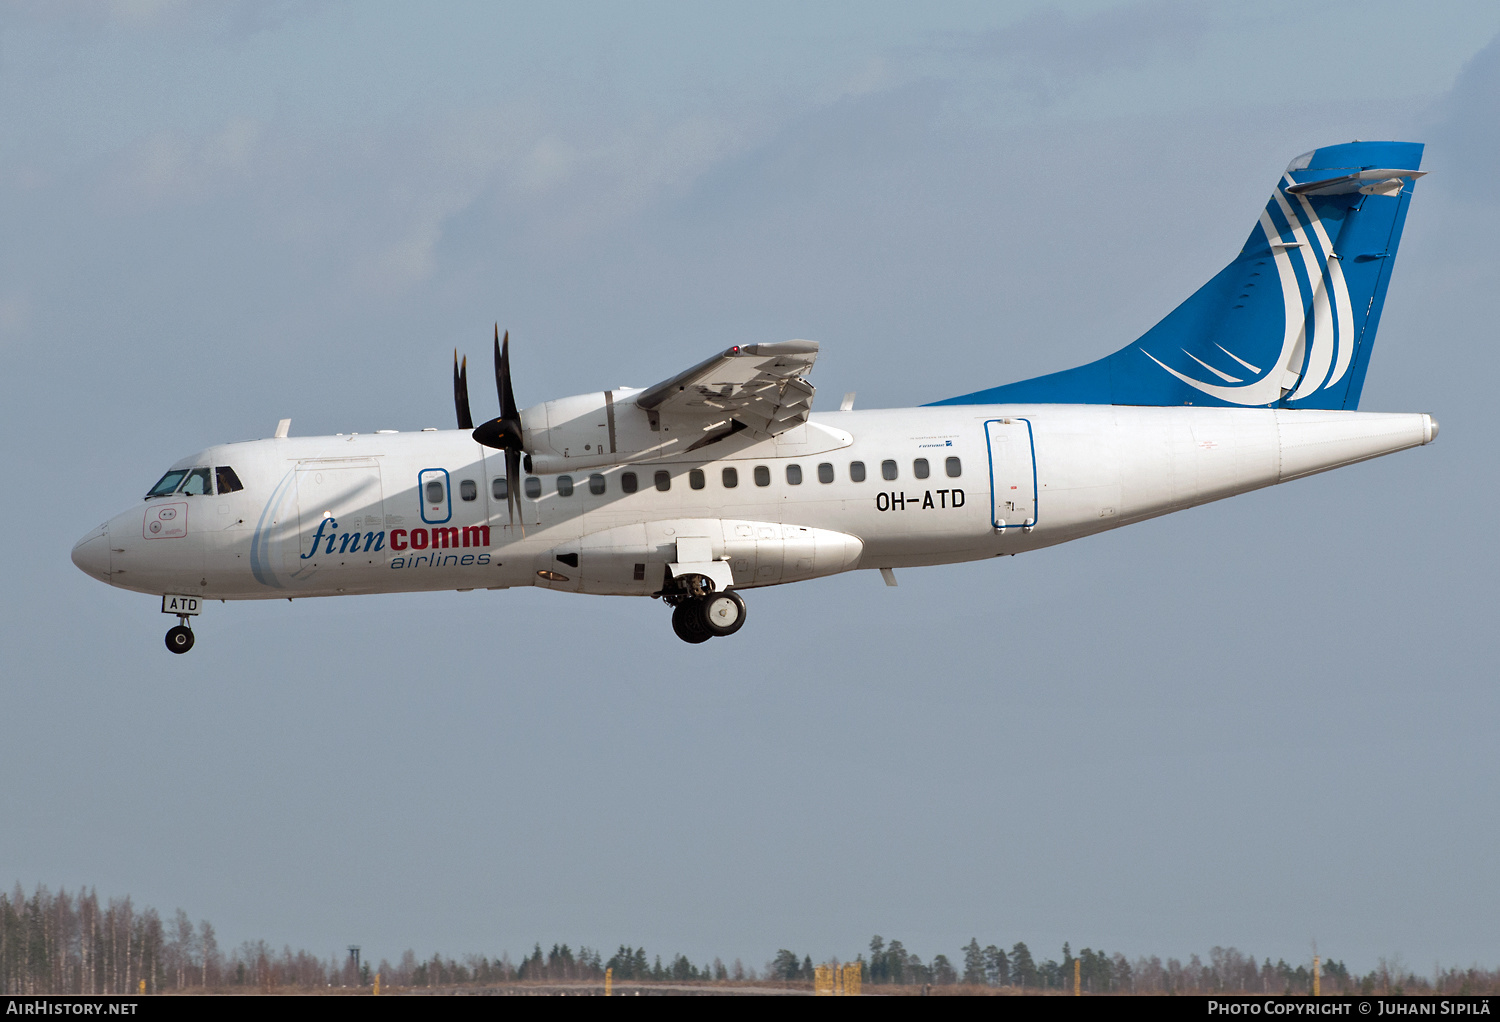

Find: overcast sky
[4,0,1499,976]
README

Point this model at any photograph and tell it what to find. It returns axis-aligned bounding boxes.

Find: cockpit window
[215,467,244,494]
[146,470,188,498]
[180,468,212,496]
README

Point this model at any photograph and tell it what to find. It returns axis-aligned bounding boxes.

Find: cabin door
[985,419,1037,531]
[288,459,387,573]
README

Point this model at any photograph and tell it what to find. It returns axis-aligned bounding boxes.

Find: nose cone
[71,523,112,583]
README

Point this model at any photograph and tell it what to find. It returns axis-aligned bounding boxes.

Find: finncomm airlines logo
[299,517,494,568]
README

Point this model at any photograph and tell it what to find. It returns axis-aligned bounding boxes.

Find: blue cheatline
[931,140,1424,411]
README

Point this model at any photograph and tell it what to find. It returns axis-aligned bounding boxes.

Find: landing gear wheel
[671,601,712,644]
[701,590,747,637]
[165,625,195,654]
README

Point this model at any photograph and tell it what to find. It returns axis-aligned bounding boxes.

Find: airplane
[71,140,1438,651]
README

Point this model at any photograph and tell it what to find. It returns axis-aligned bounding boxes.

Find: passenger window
[817,463,834,484]
[754,465,771,487]
[460,479,478,501]
[557,475,574,497]
[146,469,188,498]
[589,473,606,495]
[181,468,212,496]
[881,460,898,481]
[850,461,866,483]
[492,477,509,501]
[425,479,446,504]
[621,471,638,494]
[946,456,962,478]
[722,467,738,488]
[524,477,542,499]
[689,469,705,490]
[913,458,930,479]
[214,467,244,494]
[786,464,802,485]
[655,470,671,492]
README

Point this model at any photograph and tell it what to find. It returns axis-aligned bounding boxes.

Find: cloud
[322,102,774,291]
[1425,32,1500,198]
[958,0,1212,105]
[69,91,773,307]
[98,116,264,209]
[104,0,190,21]
[0,0,316,46]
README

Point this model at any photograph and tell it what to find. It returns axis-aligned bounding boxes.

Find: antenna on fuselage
[274,418,291,439]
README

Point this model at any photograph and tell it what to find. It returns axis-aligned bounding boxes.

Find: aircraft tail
[933,141,1424,410]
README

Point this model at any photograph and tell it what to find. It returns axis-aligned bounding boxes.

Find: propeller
[469,325,525,526]
[453,350,474,430]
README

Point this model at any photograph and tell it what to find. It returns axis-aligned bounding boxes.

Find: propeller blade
[471,326,525,450]
[453,350,474,430]
[496,326,518,423]
[468,325,527,532]
[505,447,520,527]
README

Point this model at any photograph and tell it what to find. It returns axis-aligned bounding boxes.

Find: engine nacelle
[520,388,661,474]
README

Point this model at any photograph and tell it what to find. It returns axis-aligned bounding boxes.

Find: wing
[635,340,819,442]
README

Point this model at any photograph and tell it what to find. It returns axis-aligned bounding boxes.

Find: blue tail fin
[933,141,1424,410]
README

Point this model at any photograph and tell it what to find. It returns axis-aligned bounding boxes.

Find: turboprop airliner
[72,141,1438,651]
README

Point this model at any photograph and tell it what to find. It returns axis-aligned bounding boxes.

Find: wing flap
[636,340,819,438]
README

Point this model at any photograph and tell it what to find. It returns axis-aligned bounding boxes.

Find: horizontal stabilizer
[1286,168,1425,196]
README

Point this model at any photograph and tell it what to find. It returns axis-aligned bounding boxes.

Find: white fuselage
[71,404,1437,604]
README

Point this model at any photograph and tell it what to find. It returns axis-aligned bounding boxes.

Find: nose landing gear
[160,595,202,654]
[165,620,195,654]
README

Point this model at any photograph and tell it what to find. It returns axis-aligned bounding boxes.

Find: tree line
[5,884,1498,994]
[0,883,324,995]
[814,937,1495,995]
[400,944,740,986]
[0,885,750,994]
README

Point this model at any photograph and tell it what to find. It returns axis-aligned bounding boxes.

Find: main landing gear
[165,620,195,654]
[664,578,747,644]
